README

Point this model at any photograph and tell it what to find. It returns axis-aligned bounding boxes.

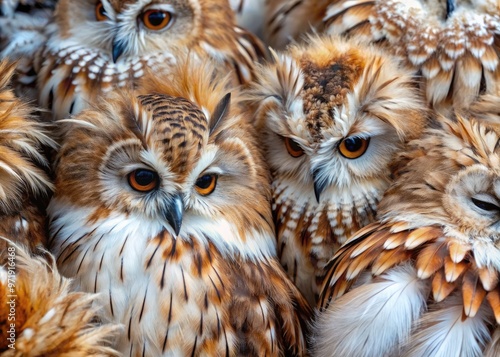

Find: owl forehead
[136,93,208,171]
[298,54,363,140]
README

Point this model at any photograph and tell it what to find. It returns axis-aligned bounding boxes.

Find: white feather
[401,295,493,357]
[312,264,429,357]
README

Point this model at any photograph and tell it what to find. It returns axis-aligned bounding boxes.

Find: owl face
[252,36,427,202]
[55,0,235,62]
[52,63,274,257]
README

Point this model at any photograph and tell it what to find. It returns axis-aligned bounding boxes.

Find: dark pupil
[148,11,166,26]
[289,139,302,152]
[196,175,213,189]
[472,198,499,211]
[344,137,363,152]
[99,4,106,17]
[135,170,155,186]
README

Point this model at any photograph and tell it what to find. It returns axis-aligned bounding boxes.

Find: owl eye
[95,1,108,21]
[195,174,217,196]
[285,137,304,158]
[338,137,370,159]
[471,197,500,212]
[128,169,159,192]
[141,10,172,30]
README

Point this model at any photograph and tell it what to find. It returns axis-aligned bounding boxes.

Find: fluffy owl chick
[247,34,427,304]
[48,60,311,356]
[266,0,500,113]
[314,113,500,357]
[0,243,119,356]
[35,0,265,121]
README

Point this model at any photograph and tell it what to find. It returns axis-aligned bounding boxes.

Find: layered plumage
[25,0,266,120]
[48,60,311,356]
[0,60,53,251]
[247,34,428,304]
[265,0,500,113]
[314,110,500,357]
[0,59,118,356]
[0,243,119,356]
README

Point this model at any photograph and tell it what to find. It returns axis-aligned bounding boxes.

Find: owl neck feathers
[48,199,277,263]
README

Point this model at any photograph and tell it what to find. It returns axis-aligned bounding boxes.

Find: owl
[265,0,500,113]
[28,0,266,121]
[47,59,311,356]
[314,110,500,357]
[247,34,428,305]
[0,59,118,356]
[229,0,267,39]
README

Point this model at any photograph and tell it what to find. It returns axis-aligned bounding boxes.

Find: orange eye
[195,174,217,196]
[284,137,304,158]
[128,169,159,192]
[338,137,370,159]
[141,10,172,30]
[95,1,108,21]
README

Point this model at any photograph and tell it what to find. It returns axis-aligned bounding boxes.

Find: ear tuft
[210,92,231,134]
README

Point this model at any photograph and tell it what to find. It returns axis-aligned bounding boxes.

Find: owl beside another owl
[3,0,266,120]
[247,34,428,304]
[48,59,311,356]
[0,59,118,356]
[265,0,500,114]
[314,107,500,357]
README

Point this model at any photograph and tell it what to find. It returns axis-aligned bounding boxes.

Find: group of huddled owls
[0,0,499,356]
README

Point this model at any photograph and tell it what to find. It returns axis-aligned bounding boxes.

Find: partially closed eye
[471,197,500,212]
[284,137,304,158]
[195,174,217,196]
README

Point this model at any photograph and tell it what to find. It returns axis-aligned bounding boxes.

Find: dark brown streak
[181,267,188,301]
[138,286,148,322]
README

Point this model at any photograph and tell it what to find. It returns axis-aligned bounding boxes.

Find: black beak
[446,0,455,19]
[312,169,327,204]
[164,194,184,236]
[112,38,126,63]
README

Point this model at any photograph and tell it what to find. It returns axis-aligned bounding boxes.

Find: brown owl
[48,59,311,356]
[246,34,428,304]
[0,59,118,356]
[315,109,500,357]
[265,0,500,113]
[32,0,265,120]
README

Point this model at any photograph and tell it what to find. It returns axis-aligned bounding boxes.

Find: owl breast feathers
[314,108,500,357]
[247,34,428,304]
[27,0,266,120]
[48,60,311,356]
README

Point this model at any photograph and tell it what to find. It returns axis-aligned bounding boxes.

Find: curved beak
[312,169,327,204]
[112,38,126,63]
[164,193,184,236]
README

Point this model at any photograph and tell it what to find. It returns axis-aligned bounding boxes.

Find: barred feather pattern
[0,241,119,356]
[35,0,266,120]
[314,114,500,357]
[48,62,311,356]
[269,0,500,113]
[247,34,428,304]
